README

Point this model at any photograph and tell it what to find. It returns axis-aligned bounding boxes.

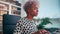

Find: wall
[39,0,59,18]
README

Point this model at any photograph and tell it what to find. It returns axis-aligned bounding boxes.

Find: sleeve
[13,20,23,34]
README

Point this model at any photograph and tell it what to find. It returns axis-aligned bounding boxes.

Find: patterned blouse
[13,17,38,34]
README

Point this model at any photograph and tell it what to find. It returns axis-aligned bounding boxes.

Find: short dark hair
[23,0,39,13]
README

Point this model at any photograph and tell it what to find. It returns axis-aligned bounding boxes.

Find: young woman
[13,0,50,34]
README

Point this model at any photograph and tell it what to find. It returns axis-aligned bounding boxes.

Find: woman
[13,0,50,34]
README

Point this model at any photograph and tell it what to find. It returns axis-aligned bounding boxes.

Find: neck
[26,14,34,20]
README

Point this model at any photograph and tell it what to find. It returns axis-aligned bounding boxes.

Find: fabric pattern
[13,18,38,34]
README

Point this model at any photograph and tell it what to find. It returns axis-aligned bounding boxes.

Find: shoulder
[17,17,27,23]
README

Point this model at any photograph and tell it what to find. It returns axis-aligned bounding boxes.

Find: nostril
[37,10,38,12]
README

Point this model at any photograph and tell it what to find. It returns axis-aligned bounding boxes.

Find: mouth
[37,13,38,15]
[34,12,38,16]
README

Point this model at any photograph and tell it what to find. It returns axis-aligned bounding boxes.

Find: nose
[37,10,38,12]
[36,8,38,14]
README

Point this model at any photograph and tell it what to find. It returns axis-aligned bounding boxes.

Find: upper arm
[13,20,23,34]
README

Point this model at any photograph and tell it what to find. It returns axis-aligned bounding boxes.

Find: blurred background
[0,0,60,34]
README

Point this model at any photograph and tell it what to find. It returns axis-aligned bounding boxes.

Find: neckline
[24,17,34,22]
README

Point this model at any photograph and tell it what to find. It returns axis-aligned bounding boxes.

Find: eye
[33,7,37,10]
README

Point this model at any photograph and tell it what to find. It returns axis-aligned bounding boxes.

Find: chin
[33,14,38,17]
[36,14,38,16]
[34,15,38,16]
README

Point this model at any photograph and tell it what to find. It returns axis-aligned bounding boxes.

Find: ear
[27,8,31,13]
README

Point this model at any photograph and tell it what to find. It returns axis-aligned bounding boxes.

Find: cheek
[33,10,38,14]
[32,10,36,14]
[31,10,37,15]
[30,9,38,15]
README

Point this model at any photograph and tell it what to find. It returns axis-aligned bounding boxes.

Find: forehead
[32,4,39,8]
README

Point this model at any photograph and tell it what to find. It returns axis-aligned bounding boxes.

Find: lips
[36,12,38,15]
[35,13,38,16]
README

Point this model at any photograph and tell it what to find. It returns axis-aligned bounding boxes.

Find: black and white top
[13,17,38,34]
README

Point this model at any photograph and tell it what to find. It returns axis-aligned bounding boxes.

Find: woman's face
[28,4,39,16]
